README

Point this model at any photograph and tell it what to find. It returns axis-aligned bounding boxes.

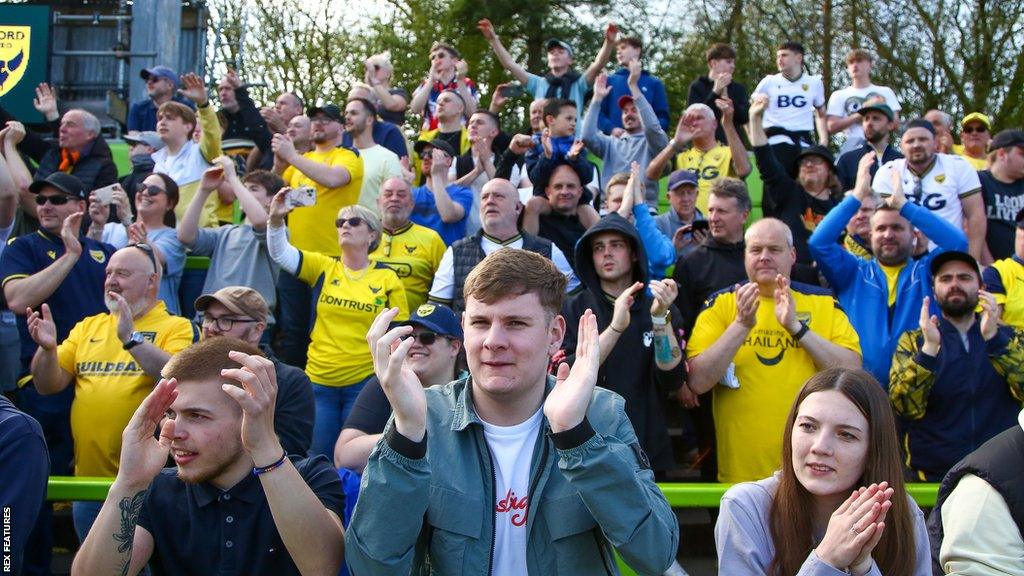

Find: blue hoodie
[597,67,670,133]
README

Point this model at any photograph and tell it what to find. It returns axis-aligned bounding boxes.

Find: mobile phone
[691,220,709,233]
[498,83,526,98]
[286,186,317,208]
[93,184,117,205]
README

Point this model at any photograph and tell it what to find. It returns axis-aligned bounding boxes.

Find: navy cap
[399,303,463,340]
[413,138,457,158]
[929,250,980,279]
[667,169,699,190]
[29,172,87,200]
[905,118,937,136]
[140,65,180,87]
[307,103,343,122]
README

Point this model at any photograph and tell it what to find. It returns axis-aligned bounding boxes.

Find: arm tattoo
[112,490,147,575]
[653,332,678,364]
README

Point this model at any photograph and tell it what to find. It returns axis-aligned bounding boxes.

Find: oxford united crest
[0,26,29,97]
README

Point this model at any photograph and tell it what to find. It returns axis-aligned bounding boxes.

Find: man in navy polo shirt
[128,65,196,133]
[0,170,114,572]
[73,338,345,576]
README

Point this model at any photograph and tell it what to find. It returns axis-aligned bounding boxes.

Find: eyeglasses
[137,183,167,196]
[201,314,259,331]
[35,194,73,206]
[335,216,366,228]
[410,331,450,346]
[133,243,159,274]
[963,126,988,134]
[311,116,335,124]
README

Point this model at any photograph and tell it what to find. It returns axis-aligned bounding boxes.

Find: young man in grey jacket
[347,248,679,575]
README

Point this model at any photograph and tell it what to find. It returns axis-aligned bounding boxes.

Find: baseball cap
[140,65,180,87]
[617,95,635,110]
[858,101,894,121]
[546,39,574,58]
[123,131,166,151]
[961,112,991,130]
[929,250,980,279]
[398,303,463,340]
[795,145,835,169]
[306,103,343,122]
[28,172,87,199]
[667,169,699,190]
[413,138,457,158]
[989,129,1024,153]
[194,286,269,323]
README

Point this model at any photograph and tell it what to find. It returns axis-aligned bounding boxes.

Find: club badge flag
[0,26,30,97]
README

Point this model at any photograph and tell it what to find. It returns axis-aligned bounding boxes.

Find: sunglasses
[137,183,167,196]
[963,126,988,134]
[335,216,366,228]
[133,243,159,273]
[35,194,73,206]
[410,331,450,346]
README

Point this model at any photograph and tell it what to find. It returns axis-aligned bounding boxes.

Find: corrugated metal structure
[44,0,207,136]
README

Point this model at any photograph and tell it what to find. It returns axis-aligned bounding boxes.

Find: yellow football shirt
[57,302,198,477]
[283,148,364,256]
[952,144,988,171]
[298,250,409,386]
[989,257,1024,329]
[686,283,862,483]
[370,222,446,311]
[674,144,736,213]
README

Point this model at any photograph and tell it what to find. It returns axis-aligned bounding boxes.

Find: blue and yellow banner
[0,4,50,122]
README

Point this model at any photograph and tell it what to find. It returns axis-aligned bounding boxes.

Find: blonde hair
[338,204,382,252]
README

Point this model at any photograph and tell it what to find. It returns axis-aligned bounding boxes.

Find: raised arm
[27,304,74,394]
[477,19,530,85]
[4,212,85,311]
[178,163,224,246]
[427,151,465,223]
[266,189,301,275]
[274,135,351,189]
[583,23,617,84]
[716,98,751,178]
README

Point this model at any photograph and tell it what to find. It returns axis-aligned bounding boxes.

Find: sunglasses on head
[35,194,73,206]
[133,243,159,274]
[410,331,449,346]
[137,183,167,196]
[335,216,365,228]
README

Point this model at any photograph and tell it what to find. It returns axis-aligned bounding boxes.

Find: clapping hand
[26,304,57,351]
[220,352,283,465]
[816,483,894,575]
[368,307,427,441]
[545,309,600,433]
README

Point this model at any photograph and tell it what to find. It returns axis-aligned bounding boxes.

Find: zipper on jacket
[484,435,497,576]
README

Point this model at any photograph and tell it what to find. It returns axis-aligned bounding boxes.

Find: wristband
[792,321,810,341]
[609,325,625,333]
[252,451,288,476]
[651,314,668,326]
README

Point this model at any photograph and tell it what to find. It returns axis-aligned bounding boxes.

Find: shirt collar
[189,467,263,507]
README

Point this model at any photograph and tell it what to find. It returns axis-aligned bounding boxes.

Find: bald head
[378,177,415,228]
[744,218,796,286]
[480,178,521,237]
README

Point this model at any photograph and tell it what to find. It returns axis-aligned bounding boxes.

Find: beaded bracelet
[252,451,288,476]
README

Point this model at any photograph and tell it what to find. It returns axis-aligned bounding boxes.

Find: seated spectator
[716,368,931,574]
[249,91,304,171]
[178,161,281,318]
[121,131,164,207]
[27,244,196,538]
[335,302,462,473]
[645,99,750,214]
[873,118,985,260]
[454,110,520,235]
[410,42,478,131]
[370,177,445,310]
[128,65,195,133]
[809,154,968,385]
[925,109,956,154]
[267,197,408,458]
[88,174,186,315]
[834,100,903,192]
[153,73,223,228]
[194,286,314,456]
[687,42,750,143]
[928,407,1024,574]
[71,340,345,576]
[750,93,842,274]
[602,165,675,279]
[598,35,669,134]
[342,85,410,162]
[980,129,1024,261]
[984,207,1024,329]
[0,396,47,575]
[347,250,679,575]
[654,169,705,259]
[529,98,594,190]
[409,139,473,246]
[954,112,992,170]
[687,218,862,483]
[752,41,828,173]
[563,211,685,476]
[826,49,902,154]
[362,53,410,126]
[890,251,1024,482]
[523,163,598,269]
[428,178,578,314]
[342,97,402,211]
[478,18,615,127]
[273,103,363,369]
[583,64,669,208]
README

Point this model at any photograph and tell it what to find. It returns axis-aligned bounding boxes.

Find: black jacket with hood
[561,214,687,472]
